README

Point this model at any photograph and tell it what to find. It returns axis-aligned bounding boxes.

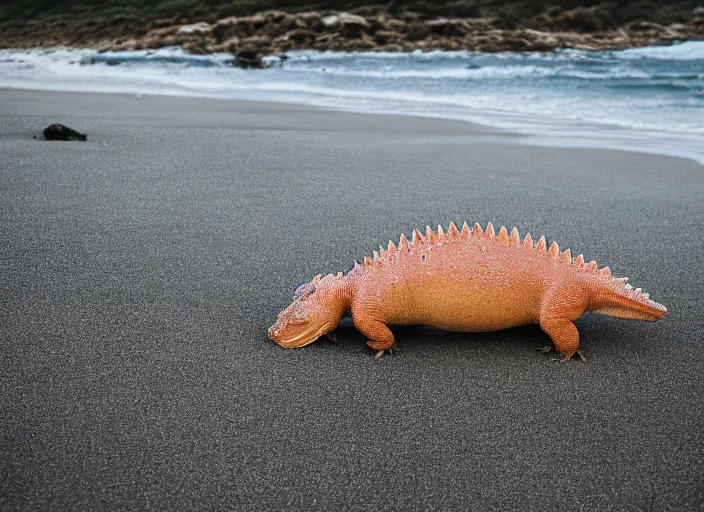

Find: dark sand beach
[1,88,703,510]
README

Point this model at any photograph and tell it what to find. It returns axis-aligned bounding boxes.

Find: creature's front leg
[353,313,396,358]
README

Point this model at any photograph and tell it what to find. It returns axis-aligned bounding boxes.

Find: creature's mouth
[268,322,333,348]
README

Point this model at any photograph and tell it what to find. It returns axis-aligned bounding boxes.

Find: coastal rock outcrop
[2,5,703,63]
[530,6,619,33]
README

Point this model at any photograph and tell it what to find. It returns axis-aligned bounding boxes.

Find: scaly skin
[268,222,667,361]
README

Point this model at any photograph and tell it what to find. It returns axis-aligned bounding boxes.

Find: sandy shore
[1,88,703,510]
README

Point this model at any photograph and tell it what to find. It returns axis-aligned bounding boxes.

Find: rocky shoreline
[2,6,703,67]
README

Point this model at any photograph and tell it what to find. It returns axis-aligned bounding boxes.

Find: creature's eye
[288,309,309,325]
[294,282,316,300]
[294,283,308,298]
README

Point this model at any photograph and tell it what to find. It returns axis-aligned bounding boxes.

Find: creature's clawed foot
[365,339,398,358]
[538,345,585,362]
[560,350,586,362]
[373,344,399,358]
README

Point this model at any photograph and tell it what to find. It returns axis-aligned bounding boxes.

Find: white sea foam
[616,41,704,60]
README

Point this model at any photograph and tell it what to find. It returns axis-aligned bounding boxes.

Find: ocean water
[1,42,702,163]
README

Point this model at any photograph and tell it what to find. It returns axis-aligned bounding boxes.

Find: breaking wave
[1,42,702,163]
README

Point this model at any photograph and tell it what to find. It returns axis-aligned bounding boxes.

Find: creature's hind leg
[539,317,585,362]
[539,288,588,362]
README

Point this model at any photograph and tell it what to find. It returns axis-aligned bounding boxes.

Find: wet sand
[1,88,703,510]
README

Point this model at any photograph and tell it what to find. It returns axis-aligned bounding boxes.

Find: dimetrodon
[268,222,667,361]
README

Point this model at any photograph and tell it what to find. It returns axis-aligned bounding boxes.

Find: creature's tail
[591,279,667,322]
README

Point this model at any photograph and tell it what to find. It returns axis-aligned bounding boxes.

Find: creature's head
[268,273,349,348]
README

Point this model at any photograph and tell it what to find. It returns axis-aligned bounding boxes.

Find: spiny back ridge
[355,222,657,305]
[359,222,589,268]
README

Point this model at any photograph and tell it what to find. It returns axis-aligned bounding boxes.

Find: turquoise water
[1,42,702,162]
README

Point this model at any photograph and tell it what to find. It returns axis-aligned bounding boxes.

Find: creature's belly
[386,285,541,332]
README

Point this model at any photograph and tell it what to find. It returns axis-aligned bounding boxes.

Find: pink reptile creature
[268,222,667,361]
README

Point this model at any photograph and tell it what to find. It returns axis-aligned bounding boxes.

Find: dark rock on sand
[42,124,87,141]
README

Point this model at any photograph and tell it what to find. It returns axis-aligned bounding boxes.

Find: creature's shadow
[326,314,649,358]
[329,317,548,356]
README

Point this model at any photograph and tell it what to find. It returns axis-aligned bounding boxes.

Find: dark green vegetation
[1,0,701,26]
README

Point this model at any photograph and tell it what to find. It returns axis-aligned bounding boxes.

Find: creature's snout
[268,309,332,349]
[267,312,305,347]
[267,324,277,340]
[267,318,286,344]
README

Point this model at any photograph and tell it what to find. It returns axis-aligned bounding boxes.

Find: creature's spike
[561,248,572,262]
[379,245,387,258]
[599,266,611,278]
[472,223,484,238]
[461,222,471,237]
[388,240,397,252]
[586,261,598,272]
[372,250,380,263]
[536,236,547,253]
[498,226,509,242]
[510,227,521,246]
[548,241,559,257]
[448,222,460,240]
[574,254,585,266]
[412,229,425,245]
[523,233,533,249]
[364,256,374,267]
[486,222,495,237]
[399,234,410,251]
[426,226,437,244]
[437,224,446,240]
